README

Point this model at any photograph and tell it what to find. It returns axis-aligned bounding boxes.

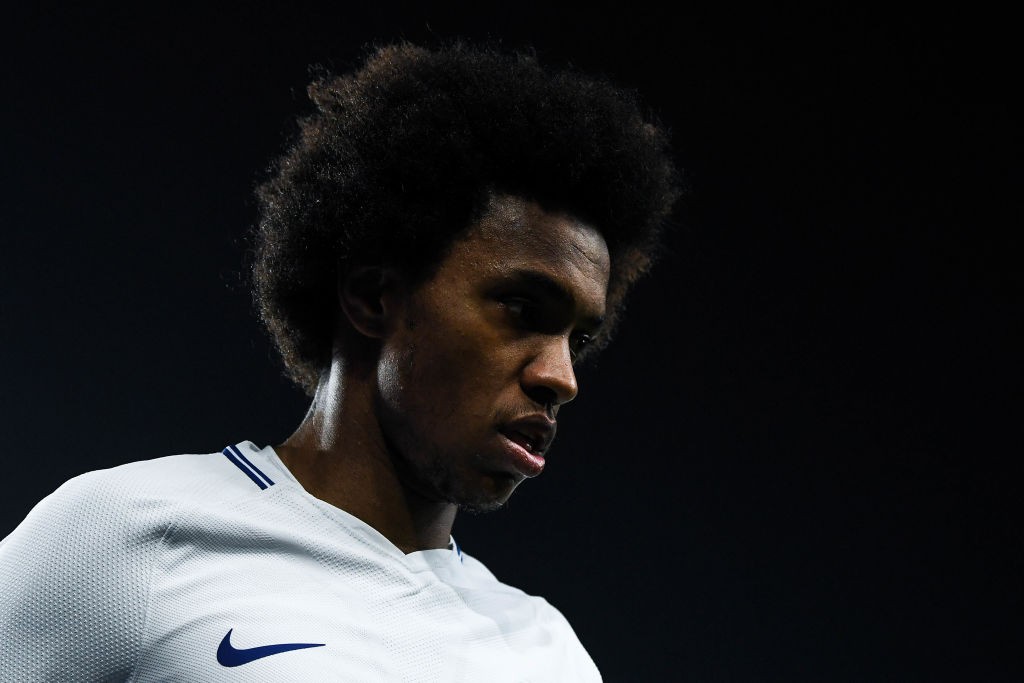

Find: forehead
[455,195,611,293]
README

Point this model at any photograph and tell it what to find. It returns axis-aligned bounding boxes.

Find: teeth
[510,431,536,453]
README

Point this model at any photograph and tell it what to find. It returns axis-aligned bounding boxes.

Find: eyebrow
[506,269,606,332]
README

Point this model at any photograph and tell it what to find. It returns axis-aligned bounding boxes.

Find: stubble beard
[396,438,513,515]
[375,330,513,515]
[375,396,512,515]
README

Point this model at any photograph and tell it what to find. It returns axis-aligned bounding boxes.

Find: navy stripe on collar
[222,445,275,490]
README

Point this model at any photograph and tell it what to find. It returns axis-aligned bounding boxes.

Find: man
[0,42,678,681]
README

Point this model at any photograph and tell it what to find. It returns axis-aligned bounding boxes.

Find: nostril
[523,385,558,410]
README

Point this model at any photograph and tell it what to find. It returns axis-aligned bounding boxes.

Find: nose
[521,336,579,409]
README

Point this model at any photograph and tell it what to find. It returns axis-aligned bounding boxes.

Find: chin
[456,498,511,515]
[450,472,521,514]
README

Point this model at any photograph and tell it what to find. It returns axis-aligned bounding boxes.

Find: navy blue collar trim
[222,445,276,490]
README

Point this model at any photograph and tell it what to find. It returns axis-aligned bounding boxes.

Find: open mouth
[501,429,541,454]
[497,430,547,478]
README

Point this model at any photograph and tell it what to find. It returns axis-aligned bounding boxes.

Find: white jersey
[0,441,601,682]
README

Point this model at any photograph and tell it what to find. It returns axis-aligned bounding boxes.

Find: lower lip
[499,433,546,478]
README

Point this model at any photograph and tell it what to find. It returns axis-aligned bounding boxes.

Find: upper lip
[500,415,557,455]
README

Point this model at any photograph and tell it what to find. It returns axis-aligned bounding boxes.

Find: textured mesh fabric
[0,442,601,682]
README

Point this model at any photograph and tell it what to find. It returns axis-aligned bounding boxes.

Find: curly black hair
[254,41,680,395]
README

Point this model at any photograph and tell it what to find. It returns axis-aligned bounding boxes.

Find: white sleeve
[0,470,171,682]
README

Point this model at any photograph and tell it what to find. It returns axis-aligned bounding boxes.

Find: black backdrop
[2,4,1019,681]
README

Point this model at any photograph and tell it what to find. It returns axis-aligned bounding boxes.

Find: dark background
[2,3,1019,681]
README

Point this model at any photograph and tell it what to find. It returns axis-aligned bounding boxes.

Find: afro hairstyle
[253,41,681,395]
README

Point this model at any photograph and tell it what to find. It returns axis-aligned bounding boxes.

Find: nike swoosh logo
[216,628,326,667]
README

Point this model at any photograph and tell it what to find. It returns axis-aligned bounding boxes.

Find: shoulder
[28,442,277,521]
[454,551,603,680]
[0,443,268,680]
[3,443,282,559]
[458,550,581,628]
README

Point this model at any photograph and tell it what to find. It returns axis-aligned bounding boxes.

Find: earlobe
[338,266,403,339]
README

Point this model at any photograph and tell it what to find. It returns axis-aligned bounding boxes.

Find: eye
[501,297,538,325]
[570,333,593,360]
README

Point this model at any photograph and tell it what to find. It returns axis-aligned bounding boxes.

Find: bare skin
[275,194,611,554]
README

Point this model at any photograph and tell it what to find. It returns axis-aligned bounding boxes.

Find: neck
[275,357,457,554]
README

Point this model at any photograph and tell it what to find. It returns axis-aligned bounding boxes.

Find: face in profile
[375,194,611,512]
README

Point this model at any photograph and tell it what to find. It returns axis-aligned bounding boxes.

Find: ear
[338,265,406,339]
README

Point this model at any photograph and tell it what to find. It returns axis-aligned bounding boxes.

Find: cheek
[376,343,412,414]
[378,320,509,424]
[376,326,474,419]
